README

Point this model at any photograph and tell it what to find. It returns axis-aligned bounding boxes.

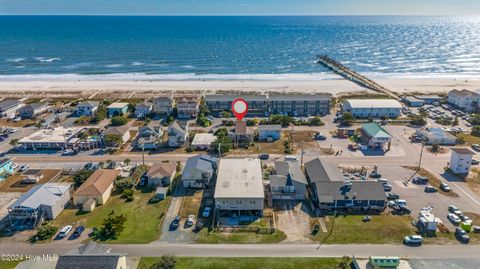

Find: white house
[361,122,392,149]
[258,125,282,141]
[176,96,199,119]
[168,121,188,147]
[214,158,264,217]
[342,99,402,118]
[0,98,23,118]
[135,102,153,118]
[181,155,218,188]
[153,96,174,115]
[191,133,217,150]
[75,101,99,117]
[447,89,479,112]
[269,160,307,201]
[449,147,476,174]
[136,126,163,150]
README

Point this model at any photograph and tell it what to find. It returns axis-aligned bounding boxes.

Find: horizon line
[0,14,478,17]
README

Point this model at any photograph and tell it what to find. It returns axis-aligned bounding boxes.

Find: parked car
[383,184,392,192]
[72,225,85,238]
[455,227,470,243]
[473,226,480,233]
[315,132,326,140]
[387,193,400,200]
[0,137,5,142]
[202,207,212,218]
[403,235,423,245]
[258,154,269,160]
[194,221,204,232]
[186,215,196,226]
[58,225,73,238]
[440,183,451,192]
[472,159,480,165]
[13,116,22,122]
[448,213,461,225]
[413,176,428,184]
[11,163,19,170]
[170,216,181,230]
[284,156,299,162]
[369,171,381,178]
[448,205,459,213]
[19,164,29,172]
[459,214,472,224]
[472,144,480,151]
[424,185,438,193]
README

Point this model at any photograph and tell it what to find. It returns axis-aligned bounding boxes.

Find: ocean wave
[131,62,145,66]
[105,64,123,68]
[5,58,26,63]
[34,57,61,62]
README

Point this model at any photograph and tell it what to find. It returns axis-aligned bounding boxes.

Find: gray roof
[104,126,129,136]
[450,147,476,155]
[77,101,99,107]
[274,161,307,185]
[9,183,71,210]
[305,158,344,183]
[182,154,218,179]
[205,94,268,102]
[135,102,152,109]
[23,102,48,110]
[0,98,21,110]
[258,125,282,132]
[312,181,386,202]
[56,242,125,269]
[268,94,331,101]
[169,120,187,132]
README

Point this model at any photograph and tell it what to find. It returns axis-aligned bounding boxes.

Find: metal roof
[9,183,71,210]
[345,99,402,109]
[305,158,344,183]
[361,123,391,139]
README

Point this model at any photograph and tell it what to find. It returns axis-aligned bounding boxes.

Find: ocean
[0,16,480,81]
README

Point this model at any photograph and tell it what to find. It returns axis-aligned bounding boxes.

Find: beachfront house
[18,102,50,119]
[361,122,392,150]
[447,89,479,112]
[269,160,307,201]
[146,162,177,187]
[205,94,269,116]
[107,102,129,117]
[168,121,188,147]
[0,98,23,118]
[75,101,99,117]
[342,99,402,118]
[73,169,118,212]
[214,158,264,219]
[449,147,476,175]
[8,183,72,230]
[135,102,153,119]
[268,94,331,116]
[153,96,174,115]
[176,96,200,119]
[181,154,218,188]
[258,124,282,141]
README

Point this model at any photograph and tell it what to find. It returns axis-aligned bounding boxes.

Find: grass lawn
[311,215,416,244]
[138,257,350,269]
[404,166,459,197]
[178,190,203,218]
[53,188,170,244]
[195,228,286,244]
[0,260,22,269]
[456,133,480,145]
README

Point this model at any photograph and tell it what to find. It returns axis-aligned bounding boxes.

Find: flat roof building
[214,158,264,216]
[342,99,402,118]
[18,127,103,150]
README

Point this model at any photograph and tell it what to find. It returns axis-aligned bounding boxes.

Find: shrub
[111,116,128,126]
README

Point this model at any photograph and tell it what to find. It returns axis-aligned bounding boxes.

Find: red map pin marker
[231,98,248,121]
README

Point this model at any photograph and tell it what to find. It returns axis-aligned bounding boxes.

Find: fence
[214,225,276,234]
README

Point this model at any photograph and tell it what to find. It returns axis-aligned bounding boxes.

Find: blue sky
[0,0,479,15]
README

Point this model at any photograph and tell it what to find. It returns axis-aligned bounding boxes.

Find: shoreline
[0,76,478,98]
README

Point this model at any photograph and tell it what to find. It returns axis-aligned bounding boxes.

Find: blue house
[0,158,14,181]
[258,125,282,141]
[107,102,129,117]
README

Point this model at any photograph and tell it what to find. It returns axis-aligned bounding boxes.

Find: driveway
[158,185,195,243]
[275,201,312,243]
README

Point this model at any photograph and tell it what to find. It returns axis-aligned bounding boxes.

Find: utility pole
[141,144,145,167]
[418,140,425,171]
[301,141,304,169]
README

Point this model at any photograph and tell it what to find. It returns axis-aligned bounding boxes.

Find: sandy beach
[0,76,479,98]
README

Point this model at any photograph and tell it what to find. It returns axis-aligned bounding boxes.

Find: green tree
[341,112,354,125]
[111,116,128,126]
[221,110,232,118]
[32,224,58,242]
[452,117,459,126]
[283,139,292,154]
[410,115,427,126]
[73,169,94,188]
[211,135,233,155]
[104,134,123,147]
[150,255,177,269]
[309,116,323,126]
[9,138,19,147]
[123,158,131,165]
[472,126,480,137]
[100,210,127,239]
[91,105,107,124]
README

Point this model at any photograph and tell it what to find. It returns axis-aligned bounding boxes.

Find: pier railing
[317,55,399,100]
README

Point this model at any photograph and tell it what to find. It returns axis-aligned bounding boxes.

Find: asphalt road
[1,242,480,259]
